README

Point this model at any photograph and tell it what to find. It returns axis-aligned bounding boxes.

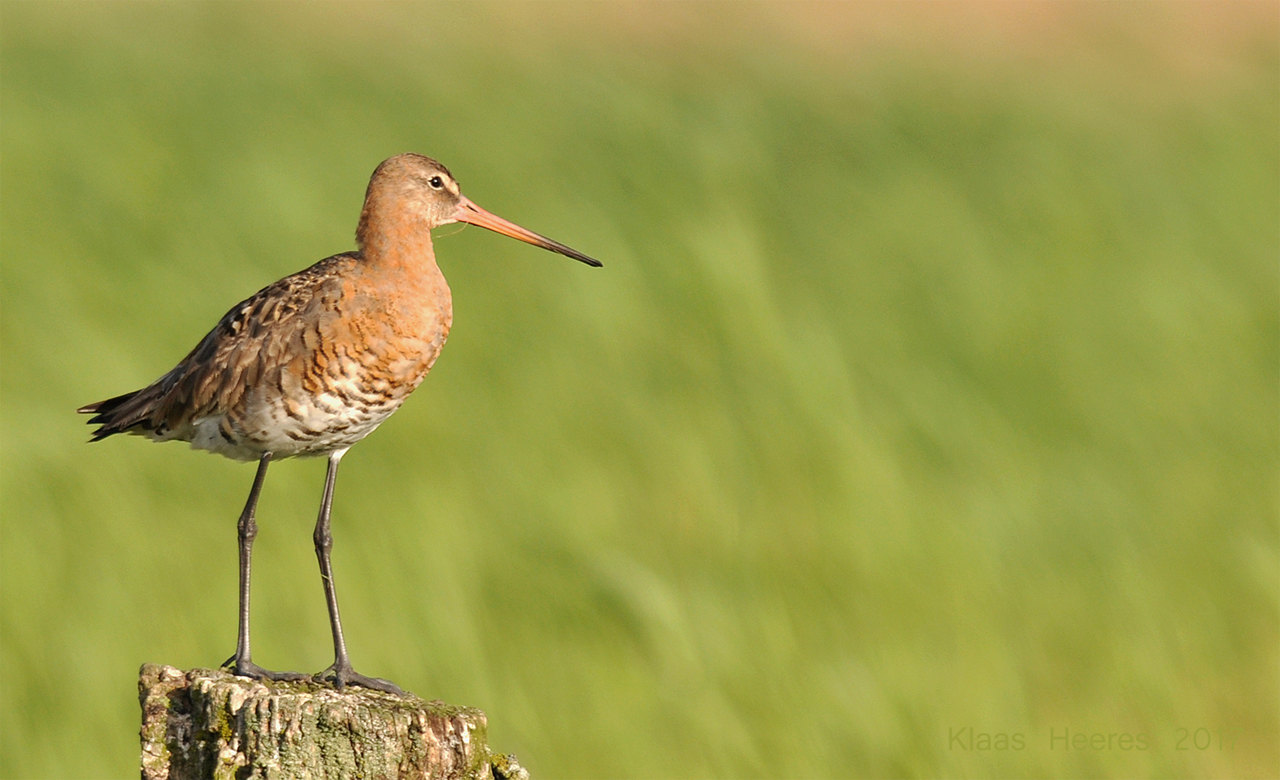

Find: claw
[223,655,309,683]
[315,662,405,695]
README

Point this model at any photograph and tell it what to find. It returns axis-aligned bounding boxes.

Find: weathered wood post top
[139,664,529,780]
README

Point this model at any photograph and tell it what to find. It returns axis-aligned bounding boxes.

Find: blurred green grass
[1,2,1276,777]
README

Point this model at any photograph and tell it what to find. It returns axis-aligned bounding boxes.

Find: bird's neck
[354,198,439,274]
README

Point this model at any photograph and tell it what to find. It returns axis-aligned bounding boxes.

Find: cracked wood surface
[138,664,527,780]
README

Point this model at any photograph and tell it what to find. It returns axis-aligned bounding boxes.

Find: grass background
[1,2,1276,777]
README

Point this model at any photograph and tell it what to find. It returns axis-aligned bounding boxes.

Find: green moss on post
[139,664,524,779]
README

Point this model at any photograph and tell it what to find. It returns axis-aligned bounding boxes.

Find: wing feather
[80,254,356,442]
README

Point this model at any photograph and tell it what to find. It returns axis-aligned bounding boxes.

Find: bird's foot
[221,654,310,683]
[314,661,405,696]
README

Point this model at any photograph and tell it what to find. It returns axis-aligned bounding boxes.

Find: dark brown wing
[79,254,357,441]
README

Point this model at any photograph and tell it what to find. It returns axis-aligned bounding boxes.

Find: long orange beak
[453,197,602,267]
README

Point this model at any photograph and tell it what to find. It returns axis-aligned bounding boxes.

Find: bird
[78,153,601,694]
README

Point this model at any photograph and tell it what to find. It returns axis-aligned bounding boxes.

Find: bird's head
[358,153,601,267]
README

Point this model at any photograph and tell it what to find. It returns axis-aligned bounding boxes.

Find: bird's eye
[428,176,444,189]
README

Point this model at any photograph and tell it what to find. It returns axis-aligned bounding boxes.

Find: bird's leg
[311,450,404,695]
[222,453,307,683]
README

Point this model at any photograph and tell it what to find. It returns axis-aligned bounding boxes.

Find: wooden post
[139,664,529,780]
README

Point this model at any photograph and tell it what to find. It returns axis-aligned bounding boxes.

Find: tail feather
[78,388,163,441]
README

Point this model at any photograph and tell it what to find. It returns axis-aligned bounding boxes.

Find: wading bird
[79,154,601,694]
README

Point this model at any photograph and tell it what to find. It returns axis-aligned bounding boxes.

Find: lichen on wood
[139,664,520,779]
